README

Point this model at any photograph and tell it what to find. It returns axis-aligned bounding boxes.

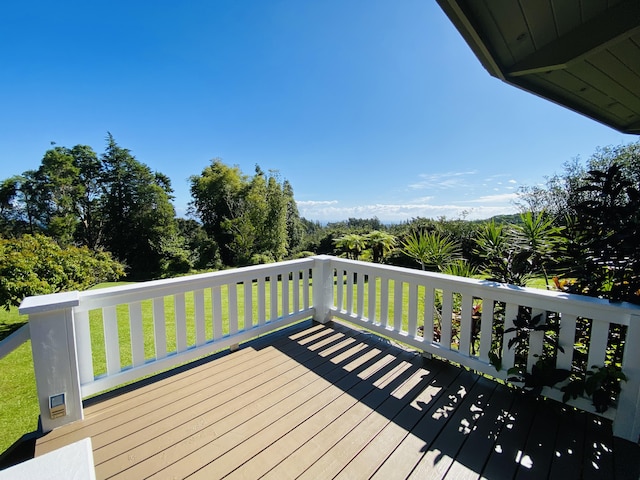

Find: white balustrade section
[17,255,640,442]
[325,257,640,442]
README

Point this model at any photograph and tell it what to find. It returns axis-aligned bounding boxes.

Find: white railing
[17,255,640,442]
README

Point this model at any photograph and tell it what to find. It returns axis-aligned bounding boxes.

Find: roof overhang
[437,0,640,135]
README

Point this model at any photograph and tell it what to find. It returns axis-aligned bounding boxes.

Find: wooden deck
[35,320,639,479]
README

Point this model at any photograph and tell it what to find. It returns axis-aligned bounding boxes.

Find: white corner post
[19,291,83,433]
[312,255,334,324]
[614,314,640,442]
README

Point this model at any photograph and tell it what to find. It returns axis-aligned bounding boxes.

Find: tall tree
[190,160,299,266]
[190,159,246,265]
[101,133,178,278]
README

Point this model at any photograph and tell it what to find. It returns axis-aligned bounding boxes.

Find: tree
[283,180,304,254]
[511,211,564,288]
[400,230,460,271]
[0,234,124,310]
[563,165,640,304]
[101,133,180,278]
[190,160,300,266]
[473,221,530,285]
[190,159,246,265]
[365,230,396,263]
[333,233,367,260]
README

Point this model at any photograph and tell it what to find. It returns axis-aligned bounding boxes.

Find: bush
[0,234,125,309]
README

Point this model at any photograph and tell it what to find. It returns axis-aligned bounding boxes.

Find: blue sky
[0,1,634,222]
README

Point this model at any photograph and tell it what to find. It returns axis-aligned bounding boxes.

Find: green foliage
[504,312,562,354]
[364,230,397,264]
[562,365,627,413]
[563,164,640,304]
[101,134,180,279]
[473,212,563,287]
[0,135,185,279]
[400,230,461,271]
[333,233,367,260]
[190,161,299,266]
[0,234,125,309]
[440,259,479,278]
[507,358,571,397]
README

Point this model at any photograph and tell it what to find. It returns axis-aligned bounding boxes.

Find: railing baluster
[356,271,365,318]
[212,285,222,340]
[502,303,519,370]
[556,313,577,371]
[408,283,418,337]
[174,293,187,353]
[380,277,389,328]
[346,270,354,315]
[458,293,473,356]
[336,269,344,312]
[587,319,610,369]
[129,301,144,367]
[423,285,435,344]
[478,298,494,362]
[293,270,300,313]
[527,308,546,373]
[270,275,278,321]
[153,297,167,360]
[282,271,290,317]
[258,277,266,325]
[103,305,120,375]
[74,310,94,384]
[393,280,403,333]
[194,289,206,346]
[440,289,453,349]
[244,281,253,330]
[367,274,377,324]
[302,269,310,309]
[229,283,238,334]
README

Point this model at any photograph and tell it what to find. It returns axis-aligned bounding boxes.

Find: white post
[614,314,640,442]
[312,256,333,324]
[19,291,83,432]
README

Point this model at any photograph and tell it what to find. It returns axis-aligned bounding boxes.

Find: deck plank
[369,369,480,479]
[332,361,460,480]
[227,347,414,478]
[32,319,638,480]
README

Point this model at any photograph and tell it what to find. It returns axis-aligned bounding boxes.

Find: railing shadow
[271,319,636,479]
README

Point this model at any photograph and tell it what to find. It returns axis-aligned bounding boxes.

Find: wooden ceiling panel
[437,0,640,134]
[463,0,515,67]
[607,35,640,78]
[520,0,558,49]
[481,1,535,66]
[550,0,582,36]
[580,0,611,23]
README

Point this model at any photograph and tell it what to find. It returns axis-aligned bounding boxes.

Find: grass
[0,307,36,457]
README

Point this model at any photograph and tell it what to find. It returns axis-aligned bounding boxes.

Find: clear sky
[0,1,634,222]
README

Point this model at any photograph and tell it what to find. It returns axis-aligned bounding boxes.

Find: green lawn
[0,307,36,456]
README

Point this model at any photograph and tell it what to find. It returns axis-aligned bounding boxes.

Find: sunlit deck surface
[35,320,638,479]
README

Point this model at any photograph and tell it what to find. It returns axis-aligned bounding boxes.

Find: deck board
[34,319,638,479]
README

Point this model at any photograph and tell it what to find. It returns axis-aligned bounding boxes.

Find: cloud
[408,170,477,190]
[296,200,338,206]
[465,192,519,204]
[296,198,518,222]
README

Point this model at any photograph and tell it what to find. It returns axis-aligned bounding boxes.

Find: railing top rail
[19,257,316,314]
[0,324,30,360]
[327,256,640,320]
